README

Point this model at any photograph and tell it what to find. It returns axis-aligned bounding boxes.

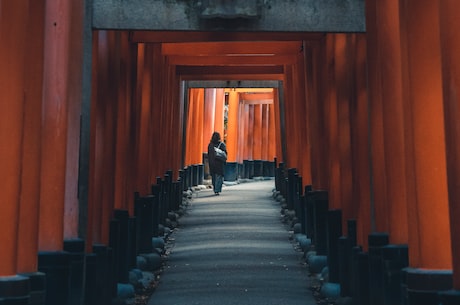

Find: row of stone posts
[27,167,198,305]
[274,164,415,305]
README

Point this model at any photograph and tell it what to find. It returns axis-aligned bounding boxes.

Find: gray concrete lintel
[92,0,365,33]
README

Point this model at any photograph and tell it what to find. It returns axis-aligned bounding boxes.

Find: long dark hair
[211,132,221,144]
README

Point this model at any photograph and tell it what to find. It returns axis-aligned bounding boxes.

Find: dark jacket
[208,141,227,176]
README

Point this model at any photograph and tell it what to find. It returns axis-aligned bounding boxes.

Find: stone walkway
[147,180,318,305]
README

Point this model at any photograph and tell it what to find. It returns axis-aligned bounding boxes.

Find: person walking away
[207,132,227,195]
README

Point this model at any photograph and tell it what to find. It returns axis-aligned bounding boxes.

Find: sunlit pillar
[227,90,239,162]
[203,88,216,152]
[214,89,225,137]
[268,103,277,162]
[252,104,263,160]
[185,88,205,165]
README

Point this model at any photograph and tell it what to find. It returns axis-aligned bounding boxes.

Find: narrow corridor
[148,180,317,305]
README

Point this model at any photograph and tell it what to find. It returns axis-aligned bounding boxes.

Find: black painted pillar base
[0,275,30,305]
[38,251,72,305]
[403,268,453,305]
[63,239,86,305]
[439,290,460,305]
[224,162,238,181]
[18,272,45,305]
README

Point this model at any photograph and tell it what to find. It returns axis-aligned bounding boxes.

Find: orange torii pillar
[203,88,217,179]
[307,40,329,191]
[244,103,255,178]
[0,0,36,301]
[273,89,284,165]
[252,104,263,176]
[268,102,277,164]
[17,0,45,281]
[214,89,225,136]
[203,88,217,152]
[261,104,270,161]
[364,6,410,304]
[38,0,78,303]
[367,0,409,254]
[226,90,240,181]
[185,88,205,166]
[439,0,460,301]
[400,0,453,302]
[348,34,372,250]
[261,103,270,176]
[237,98,246,165]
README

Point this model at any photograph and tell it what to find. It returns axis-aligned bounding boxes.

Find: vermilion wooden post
[252,104,262,161]
[0,0,29,276]
[113,31,133,210]
[185,89,205,165]
[324,34,339,209]
[237,100,246,163]
[214,89,225,136]
[335,34,354,225]
[268,103,277,162]
[203,88,216,152]
[307,41,327,190]
[136,43,153,195]
[227,90,239,162]
[17,0,46,274]
[366,0,388,235]
[374,0,408,245]
[400,0,451,270]
[64,0,85,238]
[273,89,283,164]
[352,34,371,249]
[295,52,311,185]
[261,104,269,161]
[283,65,295,167]
[439,0,460,291]
[39,0,72,251]
[87,31,99,248]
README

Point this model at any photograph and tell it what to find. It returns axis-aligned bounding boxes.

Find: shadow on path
[148,180,318,305]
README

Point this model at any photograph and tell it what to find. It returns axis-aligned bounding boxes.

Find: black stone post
[128,217,137,269]
[405,268,452,305]
[224,162,238,181]
[151,184,161,237]
[18,272,45,305]
[354,249,370,305]
[253,160,263,177]
[327,209,343,283]
[248,160,254,179]
[304,187,315,239]
[381,244,408,305]
[92,244,115,303]
[111,210,130,283]
[339,219,357,297]
[38,251,71,305]
[368,233,390,305]
[311,191,329,255]
[84,253,98,305]
[0,275,30,305]
[198,164,204,185]
[439,290,460,305]
[63,239,86,305]
[134,193,154,253]
[286,168,296,211]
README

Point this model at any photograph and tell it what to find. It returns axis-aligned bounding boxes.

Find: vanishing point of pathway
[148,180,318,305]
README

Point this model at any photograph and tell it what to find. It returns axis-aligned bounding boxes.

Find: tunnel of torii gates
[2,1,460,304]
